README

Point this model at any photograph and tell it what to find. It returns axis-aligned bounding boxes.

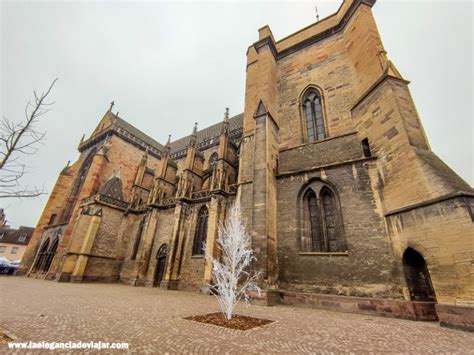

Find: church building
[18,0,473,331]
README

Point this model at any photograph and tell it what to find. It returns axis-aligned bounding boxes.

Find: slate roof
[98,176,124,201]
[0,226,34,246]
[112,114,165,152]
[110,112,244,156]
[414,149,473,193]
[168,113,244,154]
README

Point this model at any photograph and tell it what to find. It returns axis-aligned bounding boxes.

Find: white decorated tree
[204,201,261,320]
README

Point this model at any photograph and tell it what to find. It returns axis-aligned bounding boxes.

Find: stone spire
[221,107,230,134]
[218,107,231,160]
[140,148,148,165]
[164,134,172,154]
[114,167,121,179]
[189,122,198,147]
[134,149,148,186]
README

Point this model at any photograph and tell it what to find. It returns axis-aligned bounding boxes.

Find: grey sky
[1,0,472,228]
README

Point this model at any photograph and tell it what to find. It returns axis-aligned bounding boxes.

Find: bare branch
[0,78,58,199]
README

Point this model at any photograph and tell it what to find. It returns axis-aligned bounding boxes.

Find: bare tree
[205,202,261,320]
[0,78,58,199]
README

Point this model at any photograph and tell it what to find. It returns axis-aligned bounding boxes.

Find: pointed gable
[254,100,267,118]
[99,173,124,201]
[386,61,405,80]
[91,111,115,138]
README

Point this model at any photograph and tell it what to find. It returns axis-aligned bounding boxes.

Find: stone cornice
[251,0,376,61]
[384,191,474,217]
[351,70,410,112]
[279,131,358,153]
[253,36,278,59]
[276,156,376,179]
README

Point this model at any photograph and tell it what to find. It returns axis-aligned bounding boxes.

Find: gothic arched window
[321,188,340,252]
[131,217,145,260]
[61,148,96,223]
[305,190,323,252]
[33,239,50,272]
[192,206,209,256]
[302,90,326,142]
[301,184,345,252]
[43,237,59,273]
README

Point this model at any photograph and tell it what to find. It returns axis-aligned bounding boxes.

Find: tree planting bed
[184,312,274,331]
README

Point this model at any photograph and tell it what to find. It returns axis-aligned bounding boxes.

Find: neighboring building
[0,226,34,262]
[18,0,473,330]
[0,208,7,229]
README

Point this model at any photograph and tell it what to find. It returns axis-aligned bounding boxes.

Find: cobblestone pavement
[1,277,472,354]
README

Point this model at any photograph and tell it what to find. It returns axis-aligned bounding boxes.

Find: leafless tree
[0,78,58,199]
[204,202,261,320]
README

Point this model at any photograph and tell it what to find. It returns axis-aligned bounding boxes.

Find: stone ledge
[279,290,438,321]
[277,156,376,179]
[299,251,349,256]
[436,304,474,332]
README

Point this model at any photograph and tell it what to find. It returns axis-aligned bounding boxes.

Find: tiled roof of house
[0,226,34,245]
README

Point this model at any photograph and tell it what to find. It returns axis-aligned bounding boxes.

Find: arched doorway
[33,239,50,272]
[154,245,168,287]
[402,248,436,302]
[43,237,59,274]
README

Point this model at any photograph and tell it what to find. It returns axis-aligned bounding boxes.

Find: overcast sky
[1,0,472,228]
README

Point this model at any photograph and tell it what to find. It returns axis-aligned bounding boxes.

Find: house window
[192,206,209,256]
[131,217,145,260]
[302,184,345,252]
[0,233,4,239]
[19,235,26,243]
[0,246,5,253]
[11,247,18,254]
[302,89,326,143]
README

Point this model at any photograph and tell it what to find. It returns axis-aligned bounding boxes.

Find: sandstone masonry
[19,0,473,331]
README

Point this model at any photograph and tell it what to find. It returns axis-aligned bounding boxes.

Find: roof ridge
[112,114,165,151]
[169,113,243,143]
[168,114,244,154]
[109,112,243,156]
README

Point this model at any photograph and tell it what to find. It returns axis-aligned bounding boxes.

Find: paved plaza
[1,277,472,353]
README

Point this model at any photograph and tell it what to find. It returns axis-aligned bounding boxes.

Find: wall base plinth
[279,291,438,321]
[436,304,474,332]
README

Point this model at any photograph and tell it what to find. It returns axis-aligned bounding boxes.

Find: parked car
[0,256,20,275]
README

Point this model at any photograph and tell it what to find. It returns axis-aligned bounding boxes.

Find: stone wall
[386,196,474,306]
[144,208,175,287]
[176,202,209,291]
[277,31,356,150]
[277,160,403,299]
[278,133,363,175]
[79,206,125,282]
